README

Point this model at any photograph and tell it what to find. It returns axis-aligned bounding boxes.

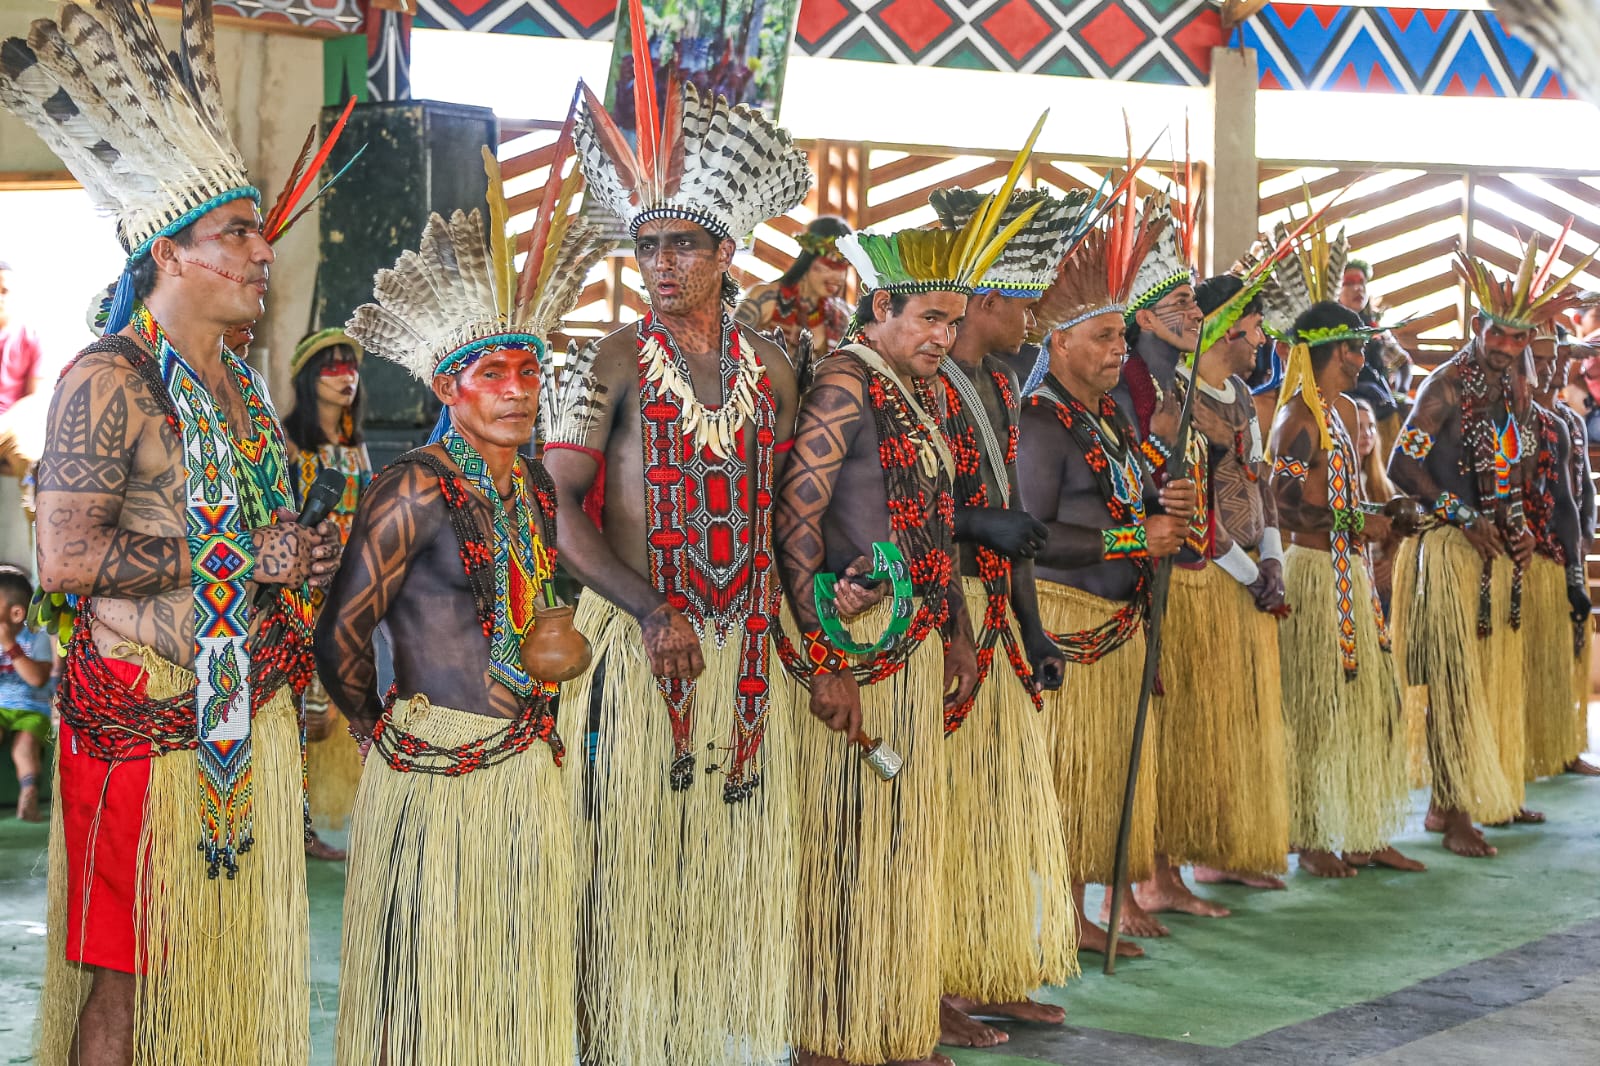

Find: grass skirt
[305,694,363,831]
[1036,580,1155,885]
[789,599,945,1064]
[36,647,308,1066]
[1154,564,1288,873]
[1523,555,1582,779]
[941,577,1077,1004]
[1280,547,1410,853]
[560,592,794,1066]
[1575,617,1593,756]
[1391,527,1522,823]
[334,694,574,1064]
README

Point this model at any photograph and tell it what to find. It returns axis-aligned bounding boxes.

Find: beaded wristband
[802,629,851,675]
[1567,561,1587,590]
[1139,438,1170,471]
[1330,507,1366,535]
[1102,524,1149,559]
[1434,492,1480,526]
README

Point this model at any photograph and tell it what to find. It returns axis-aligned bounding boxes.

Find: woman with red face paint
[280,329,371,862]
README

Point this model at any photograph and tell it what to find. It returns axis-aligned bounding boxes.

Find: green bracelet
[1102,524,1149,559]
[813,542,915,656]
[1331,507,1366,535]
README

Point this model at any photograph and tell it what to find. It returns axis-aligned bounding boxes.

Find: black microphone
[254,466,346,610]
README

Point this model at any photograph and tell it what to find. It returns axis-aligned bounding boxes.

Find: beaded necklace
[1322,401,1392,679]
[1456,344,1527,634]
[131,304,297,879]
[636,312,781,801]
[1525,408,1565,565]
[1027,374,1152,663]
[930,360,1038,735]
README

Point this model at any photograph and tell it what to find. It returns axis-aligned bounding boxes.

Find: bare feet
[1565,756,1600,776]
[1102,885,1171,937]
[889,1056,955,1066]
[1296,848,1356,878]
[1436,808,1497,857]
[945,995,1065,1026]
[16,784,41,823]
[938,1000,1008,1048]
[1193,865,1286,890]
[1343,847,1426,872]
[1133,859,1231,917]
[1076,914,1144,957]
[305,833,347,862]
[1424,802,1447,833]
[1486,808,1545,827]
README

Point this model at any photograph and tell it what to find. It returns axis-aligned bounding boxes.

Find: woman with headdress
[282,328,371,860]
[735,216,853,356]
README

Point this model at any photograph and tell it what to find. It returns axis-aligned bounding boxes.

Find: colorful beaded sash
[1457,346,1526,636]
[1124,353,1210,553]
[777,346,957,686]
[1326,412,1392,680]
[930,360,1039,735]
[1028,374,1152,663]
[131,305,298,878]
[637,313,781,801]
[386,449,564,765]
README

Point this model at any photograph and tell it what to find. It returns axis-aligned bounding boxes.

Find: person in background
[1352,397,1398,609]
[1339,259,1413,457]
[736,216,853,362]
[0,564,52,822]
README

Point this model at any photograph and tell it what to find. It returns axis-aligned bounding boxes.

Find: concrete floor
[4,776,1600,1064]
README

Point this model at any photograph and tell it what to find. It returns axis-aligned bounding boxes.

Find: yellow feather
[1528,248,1598,313]
[481,146,514,321]
[968,200,1046,287]
[1513,234,1539,319]
[955,111,1047,280]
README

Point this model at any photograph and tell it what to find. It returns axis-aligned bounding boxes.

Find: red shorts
[59,656,153,974]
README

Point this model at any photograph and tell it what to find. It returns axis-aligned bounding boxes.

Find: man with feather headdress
[1390,238,1592,858]
[1017,196,1196,959]
[316,131,609,1062]
[0,1,343,1061]
[541,3,811,1061]
[920,171,1083,1046]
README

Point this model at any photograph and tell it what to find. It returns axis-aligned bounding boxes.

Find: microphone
[254,466,346,610]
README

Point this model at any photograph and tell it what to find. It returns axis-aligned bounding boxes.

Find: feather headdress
[1454,223,1597,332]
[842,115,1047,298]
[1125,119,1202,320]
[928,119,1093,296]
[575,0,811,241]
[0,0,258,332]
[347,90,612,395]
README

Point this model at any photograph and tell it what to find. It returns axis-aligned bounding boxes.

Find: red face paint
[445,344,542,448]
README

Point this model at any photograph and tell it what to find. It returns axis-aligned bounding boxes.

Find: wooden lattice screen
[1258,162,1600,364]
[497,119,1200,341]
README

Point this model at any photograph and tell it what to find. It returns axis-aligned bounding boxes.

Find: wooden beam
[1346,199,1459,250]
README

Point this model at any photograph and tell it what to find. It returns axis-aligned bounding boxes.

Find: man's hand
[943,632,980,712]
[1157,478,1197,521]
[1507,528,1536,568]
[958,508,1048,559]
[251,508,343,588]
[1022,625,1064,691]
[1462,520,1502,562]
[1145,515,1188,558]
[1248,557,1286,612]
[834,555,888,619]
[1149,392,1180,445]
[809,670,862,736]
[1569,582,1592,625]
[639,602,705,679]
[1358,512,1393,547]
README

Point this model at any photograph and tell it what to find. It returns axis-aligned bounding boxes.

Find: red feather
[265,96,357,243]
[518,85,583,311]
[626,0,659,197]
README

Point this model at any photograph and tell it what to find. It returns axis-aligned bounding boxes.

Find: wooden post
[1207,46,1260,273]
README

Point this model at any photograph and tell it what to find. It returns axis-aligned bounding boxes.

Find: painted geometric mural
[412,0,1573,98]
[155,0,364,34]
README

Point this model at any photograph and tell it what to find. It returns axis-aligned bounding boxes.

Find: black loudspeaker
[313,100,498,469]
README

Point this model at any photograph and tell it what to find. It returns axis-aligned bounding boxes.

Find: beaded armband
[1273,456,1308,482]
[1567,560,1587,589]
[1139,438,1170,471]
[1102,524,1149,559]
[1330,508,1366,535]
[1434,492,1480,527]
[802,629,850,675]
[1398,426,1434,460]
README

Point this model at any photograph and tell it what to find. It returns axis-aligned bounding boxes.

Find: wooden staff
[1102,361,1201,973]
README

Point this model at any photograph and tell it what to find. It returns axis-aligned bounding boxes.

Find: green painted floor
[3,775,1599,1064]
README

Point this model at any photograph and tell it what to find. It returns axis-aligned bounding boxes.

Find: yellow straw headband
[289,328,363,378]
